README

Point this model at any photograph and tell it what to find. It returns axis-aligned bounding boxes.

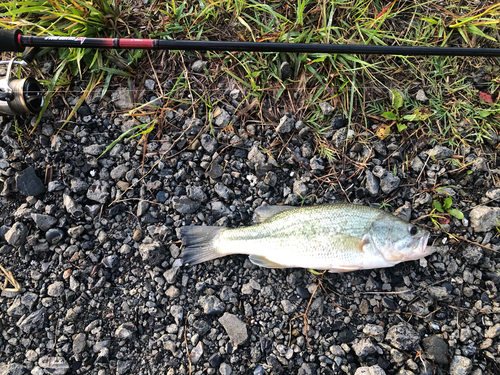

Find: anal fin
[249,255,288,268]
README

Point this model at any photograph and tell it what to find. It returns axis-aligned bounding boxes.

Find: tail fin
[179,226,225,266]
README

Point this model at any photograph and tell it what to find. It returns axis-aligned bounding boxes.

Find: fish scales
[217,205,380,268]
[179,203,434,272]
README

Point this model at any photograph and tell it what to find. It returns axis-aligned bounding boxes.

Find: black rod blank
[1,29,500,56]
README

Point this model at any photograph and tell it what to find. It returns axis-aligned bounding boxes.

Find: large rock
[386,323,420,351]
[372,166,400,194]
[38,356,69,375]
[422,335,449,365]
[0,363,28,375]
[138,242,165,266]
[449,356,472,375]
[5,222,28,246]
[15,167,45,196]
[17,308,47,333]
[111,87,134,110]
[218,313,248,345]
[469,206,500,232]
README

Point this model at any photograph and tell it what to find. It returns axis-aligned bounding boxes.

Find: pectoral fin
[253,205,297,224]
[248,255,288,268]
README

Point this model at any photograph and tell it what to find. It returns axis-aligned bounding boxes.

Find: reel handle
[0,29,24,52]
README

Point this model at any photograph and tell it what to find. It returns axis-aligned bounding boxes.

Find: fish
[179,203,434,272]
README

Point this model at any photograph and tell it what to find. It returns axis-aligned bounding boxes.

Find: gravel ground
[0,64,499,375]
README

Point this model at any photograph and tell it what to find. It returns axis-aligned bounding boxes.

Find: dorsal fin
[253,205,297,224]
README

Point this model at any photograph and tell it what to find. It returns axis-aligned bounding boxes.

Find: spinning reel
[0,57,44,116]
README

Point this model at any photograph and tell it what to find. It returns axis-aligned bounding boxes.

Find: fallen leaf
[479,91,493,103]
[376,123,392,139]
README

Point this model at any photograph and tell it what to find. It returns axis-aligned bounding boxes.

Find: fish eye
[408,225,418,236]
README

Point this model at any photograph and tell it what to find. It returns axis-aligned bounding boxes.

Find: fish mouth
[405,231,432,260]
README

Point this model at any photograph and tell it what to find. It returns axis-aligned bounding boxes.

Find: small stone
[187,186,208,202]
[110,164,129,180]
[31,213,57,231]
[485,323,500,339]
[200,134,218,155]
[293,180,308,197]
[214,183,232,201]
[310,156,325,171]
[199,295,224,315]
[116,361,131,375]
[372,166,400,194]
[219,363,232,375]
[15,167,45,196]
[363,324,385,342]
[7,297,26,317]
[172,196,200,214]
[190,341,203,364]
[365,170,379,196]
[354,365,386,375]
[63,194,83,217]
[280,61,292,80]
[192,60,207,73]
[133,229,144,242]
[47,281,64,297]
[218,313,248,345]
[83,145,104,156]
[137,200,149,217]
[352,338,377,357]
[0,363,28,375]
[411,156,424,172]
[115,322,136,339]
[277,114,295,133]
[469,205,500,232]
[214,108,231,127]
[102,255,119,268]
[111,87,134,110]
[471,157,488,173]
[486,187,500,200]
[394,202,411,222]
[38,357,69,375]
[68,226,85,238]
[386,323,420,351]
[449,356,472,375]
[331,116,348,130]
[46,228,64,245]
[5,222,28,246]
[86,183,109,204]
[337,327,355,343]
[332,127,348,149]
[319,102,334,116]
[281,299,296,314]
[428,286,452,302]
[138,241,165,266]
[422,335,449,365]
[73,333,86,354]
[416,89,428,102]
[427,145,453,160]
[17,308,46,333]
[165,285,180,299]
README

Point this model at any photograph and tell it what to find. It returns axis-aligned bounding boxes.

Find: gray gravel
[0,71,499,375]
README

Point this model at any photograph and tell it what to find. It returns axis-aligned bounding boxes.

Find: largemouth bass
[179,204,433,272]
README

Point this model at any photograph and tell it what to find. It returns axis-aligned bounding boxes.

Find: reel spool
[0,58,44,116]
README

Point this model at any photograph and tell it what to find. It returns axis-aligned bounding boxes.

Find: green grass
[0,0,499,148]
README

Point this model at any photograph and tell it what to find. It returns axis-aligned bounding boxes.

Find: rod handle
[0,29,24,52]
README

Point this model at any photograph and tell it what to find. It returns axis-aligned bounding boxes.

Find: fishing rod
[1,28,500,116]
